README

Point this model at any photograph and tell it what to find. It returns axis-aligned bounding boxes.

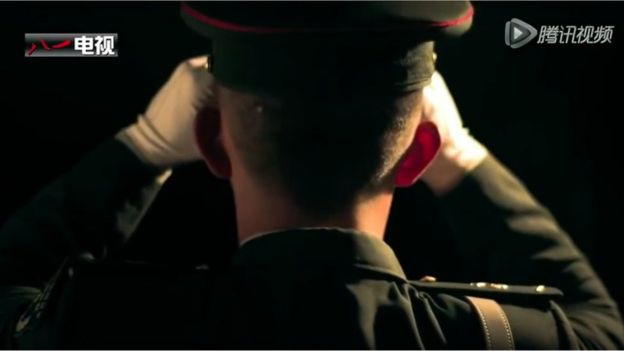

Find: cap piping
[181,2,474,34]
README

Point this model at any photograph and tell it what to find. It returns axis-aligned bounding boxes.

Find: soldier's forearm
[436,154,624,348]
[0,138,169,288]
[438,155,594,288]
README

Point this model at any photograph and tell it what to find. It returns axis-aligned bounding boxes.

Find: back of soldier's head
[218,83,423,216]
[183,2,473,216]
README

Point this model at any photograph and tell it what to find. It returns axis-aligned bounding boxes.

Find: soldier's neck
[231,182,393,245]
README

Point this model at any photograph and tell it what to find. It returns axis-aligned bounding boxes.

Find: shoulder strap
[465,295,515,350]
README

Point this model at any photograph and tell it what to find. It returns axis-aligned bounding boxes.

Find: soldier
[1,2,623,349]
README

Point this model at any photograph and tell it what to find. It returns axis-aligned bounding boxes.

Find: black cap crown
[181,2,473,96]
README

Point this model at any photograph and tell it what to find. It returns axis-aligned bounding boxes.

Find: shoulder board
[409,279,563,301]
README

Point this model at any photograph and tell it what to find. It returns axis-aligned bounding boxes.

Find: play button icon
[505,18,538,49]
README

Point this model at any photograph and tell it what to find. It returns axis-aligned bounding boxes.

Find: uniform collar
[233,228,407,280]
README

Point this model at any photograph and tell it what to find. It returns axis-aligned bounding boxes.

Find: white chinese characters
[537,25,614,45]
[74,35,117,56]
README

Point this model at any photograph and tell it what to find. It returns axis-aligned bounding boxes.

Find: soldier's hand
[420,71,488,195]
[117,56,217,167]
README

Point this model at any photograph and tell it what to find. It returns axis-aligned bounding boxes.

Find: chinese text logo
[505,19,614,49]
[25,33,118,57]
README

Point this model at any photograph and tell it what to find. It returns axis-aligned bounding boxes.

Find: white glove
[117,56,216,167]
[420,71,488,194]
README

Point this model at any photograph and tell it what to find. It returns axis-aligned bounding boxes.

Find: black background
[1,2,623,316]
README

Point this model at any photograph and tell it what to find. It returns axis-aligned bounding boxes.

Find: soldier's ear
[394,121,441,188]
[194,107,232,179]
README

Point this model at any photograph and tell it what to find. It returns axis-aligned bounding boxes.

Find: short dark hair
[222,87,422,217]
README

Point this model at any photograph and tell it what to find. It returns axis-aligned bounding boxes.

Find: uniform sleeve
[436,155,624,349]
[0,138,170,346]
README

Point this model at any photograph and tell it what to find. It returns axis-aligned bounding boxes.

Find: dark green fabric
[1,139,623,349]
[438,156,624,349]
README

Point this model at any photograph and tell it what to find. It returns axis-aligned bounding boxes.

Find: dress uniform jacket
[0,139,623,349]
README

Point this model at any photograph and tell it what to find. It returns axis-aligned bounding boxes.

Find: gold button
[535,285,546,293]
[490,283,509,290]
[471,282,509,290]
